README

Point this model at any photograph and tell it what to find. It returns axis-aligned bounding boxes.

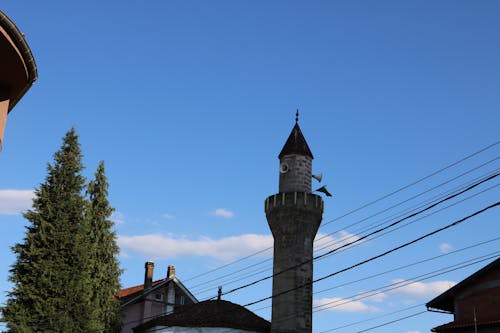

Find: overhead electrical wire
[183,141,499,285]
[258,252,499,330]
[193,181,498,297]
[314,166,499,252]
[122,142,499,331]
[355,311,428,333]
[313,253,499,313]
[120,232,500,331]
[241,202,499,307]
[190,167,499,295]
[314,183,499,262]
[314,177,498,259]
[252,251,499,323]
[320,142,498,228]
[189,162,499,294]
[246,236,500,314]
[317,303,424,332]
[216,175,498,299]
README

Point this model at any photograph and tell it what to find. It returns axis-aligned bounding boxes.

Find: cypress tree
[2,128,95,332]
[86,161,122,332]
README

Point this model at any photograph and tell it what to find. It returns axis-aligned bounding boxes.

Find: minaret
[265,112,324,333]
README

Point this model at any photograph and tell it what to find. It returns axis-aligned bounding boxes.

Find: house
[0,9,37,150]
[132,299,271,333]
[116,262,198,333]
[426,257,500,332]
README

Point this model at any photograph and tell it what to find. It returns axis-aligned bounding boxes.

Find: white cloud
[117,233,273,261]
[439,243,453,253]
[117,230,361,263]
[162,213,174,220]
[363,292,388,303]
[314,297,379,313]
[0,190,34,215]
[390,279,456,299]
[211,208,235,218]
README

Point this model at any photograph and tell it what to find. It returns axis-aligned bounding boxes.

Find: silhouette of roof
[133,300,271,332]
[278,122,313,159]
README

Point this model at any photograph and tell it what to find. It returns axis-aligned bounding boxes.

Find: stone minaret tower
[265,113,324,333]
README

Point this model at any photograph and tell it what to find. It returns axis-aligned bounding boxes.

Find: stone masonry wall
[279,155,312,193]
[265,192,323,333]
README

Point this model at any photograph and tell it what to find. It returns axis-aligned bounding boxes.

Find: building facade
[117,263,198,333]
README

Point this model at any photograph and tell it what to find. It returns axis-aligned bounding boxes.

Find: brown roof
[116,279,166,303]
[278,122,313,159]
[426,258,500,312]
[432,319,500,332]
[133,300,271,332]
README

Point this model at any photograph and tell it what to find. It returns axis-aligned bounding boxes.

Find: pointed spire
[278,110,313,159]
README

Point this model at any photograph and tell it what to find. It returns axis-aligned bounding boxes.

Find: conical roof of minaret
[278,121,314,159]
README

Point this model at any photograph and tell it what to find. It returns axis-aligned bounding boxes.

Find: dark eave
[0,9,38,112]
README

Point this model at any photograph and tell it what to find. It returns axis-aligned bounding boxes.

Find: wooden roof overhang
[0,9,37,112]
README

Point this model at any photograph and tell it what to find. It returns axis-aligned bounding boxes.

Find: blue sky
[1,1,499,332]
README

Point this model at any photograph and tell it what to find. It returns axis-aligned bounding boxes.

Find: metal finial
[295,109,299,123]
[217,286,222,300]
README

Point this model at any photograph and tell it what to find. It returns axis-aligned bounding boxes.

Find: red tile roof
[116,279,165,302]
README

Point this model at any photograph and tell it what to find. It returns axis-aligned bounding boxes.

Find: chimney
[144,261,154,290]
[167,265,176,278]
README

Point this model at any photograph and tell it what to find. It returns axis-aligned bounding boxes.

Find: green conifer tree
[2,128,94,332]
[86,161,122,332]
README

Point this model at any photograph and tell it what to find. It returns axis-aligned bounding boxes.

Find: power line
[121,246,499,331]
[218,175,498,299]
[320,236,499,298]
[194,181,497,297]
[313,253,499,313]
[313,181,499,263]
[251,246,500,315]
[356,311,427,333]
[183,141,499,285]
[317,303,424,332]
[321,142,499,228]
[315,166,499,253]
[242,202,499,307]
[189,162,499,295]
[260,252,499,332]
